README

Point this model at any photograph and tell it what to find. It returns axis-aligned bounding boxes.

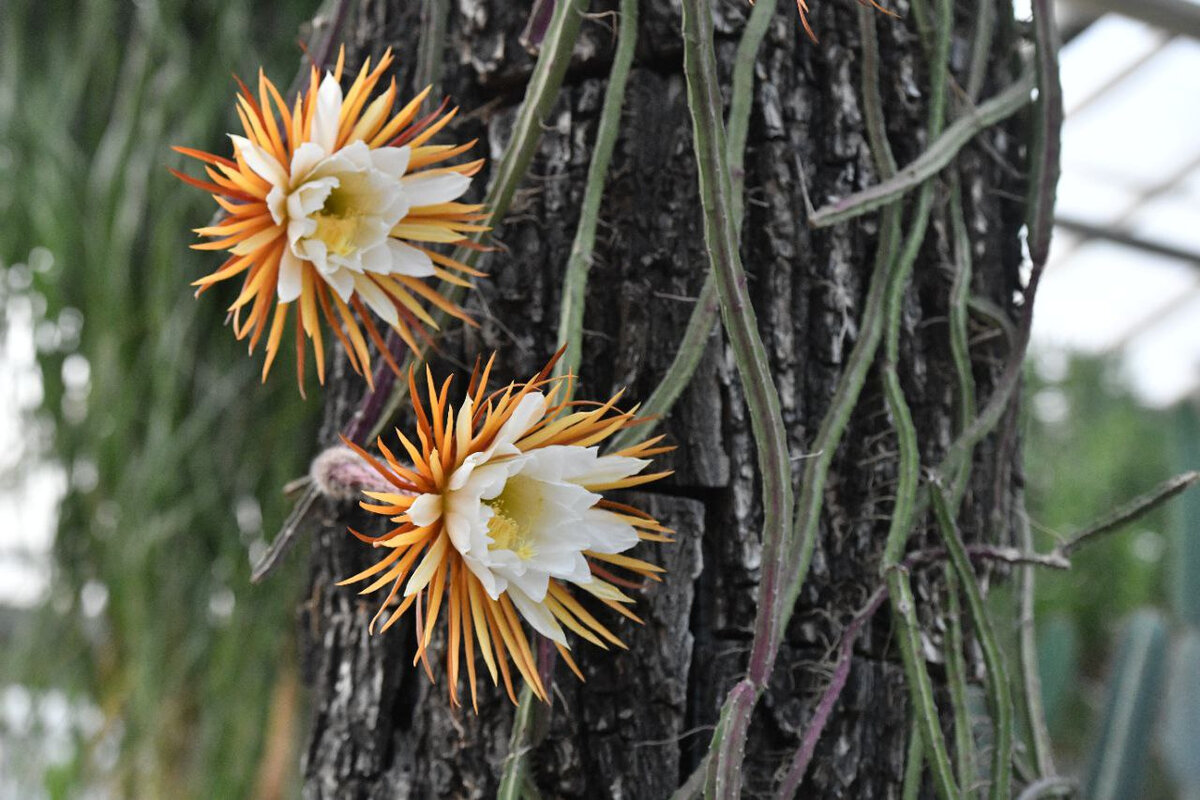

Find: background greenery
[0,0,1195,797]
[1,1,317,797]
[1024,356,1199,799]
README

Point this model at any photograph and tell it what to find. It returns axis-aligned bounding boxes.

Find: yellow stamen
[312,213,362,256]
[484,476,543,560]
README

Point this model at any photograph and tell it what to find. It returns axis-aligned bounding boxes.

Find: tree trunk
[299,0,1027,797]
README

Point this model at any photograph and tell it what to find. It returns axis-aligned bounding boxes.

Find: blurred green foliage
[1082,609,1169,800]
[1,0,317,797]
[1027,358,1172,659]
[1026,355,1198,797]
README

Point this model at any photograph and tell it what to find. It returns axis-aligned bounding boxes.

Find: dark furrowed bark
[300,1,1026,797]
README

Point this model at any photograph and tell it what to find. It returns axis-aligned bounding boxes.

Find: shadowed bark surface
[299,0,1027,796]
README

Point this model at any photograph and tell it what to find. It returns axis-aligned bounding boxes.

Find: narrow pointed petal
[277,248,303,302]
[311,73,344,153]
[402,172,471,207]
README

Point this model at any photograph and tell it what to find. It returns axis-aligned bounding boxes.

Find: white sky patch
[1058,16,1165,116]
[1061,38,1200,189]
[1128,187,1200,253]
[1054,170,1141,226]
[1033,13,1200,409]
[1035,244,1198,352]
[1183,165,1200,199]
[1122,293,1200,407]
[1,266,66,608]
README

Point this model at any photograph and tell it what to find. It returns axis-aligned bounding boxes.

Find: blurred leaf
[1171,404,1200,628]
[1025,355,1173,767]
[1083,609,1169,800]
[1161,631,1200,797]
[1035,612,1078,734]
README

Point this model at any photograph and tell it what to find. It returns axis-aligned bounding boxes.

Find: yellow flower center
[485,475,543,561]
[311,179,368,257]
[312,215,362,257]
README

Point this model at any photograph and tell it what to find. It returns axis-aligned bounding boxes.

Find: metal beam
[1061,0,1200,40]
[1055,216,1200,269]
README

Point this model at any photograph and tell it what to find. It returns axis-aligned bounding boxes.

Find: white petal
[288,219,317,259]
[295,236,329,274]
[446,461,478,494]
[352,273,399,326]
[277,248,303,303]
[404,534,448,597]
[360,242,393,274]
[536,549,592,585]
[512,446,600,484]
[447,452,523,494]
[444,506,479,554]
[401,171,471,207]
[486,547,525,574]
[370,145,412,179]
[536,514,597,552]
[311,73,343,153]
[530,474,600,520]
[507,566,552,604]
[455,397,475,456]
[289,142,328,183]
[493,393,548,452]
[287,177,336,221]
[384,240,435,277]
[473,460,525,501]
[407,493,442,527]
[464,553,505,599]
[333,140,374,170]
[572,453,650,486]
[468,515,502,563]
[230,135,287,187]
[579,508,640,554]
[266,186,288,225]
[507,585,567,645]
[324,265,354,300]
[563,552,594,584]
[517,446,647,486]
[353,214,396,258]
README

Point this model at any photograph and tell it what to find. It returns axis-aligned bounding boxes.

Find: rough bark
[298,0,1027,797]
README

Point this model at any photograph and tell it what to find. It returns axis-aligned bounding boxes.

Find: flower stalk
[773,589,888,799]
[505,1,640,788]
[932,483,1014,800]
[681,0,795,794]
[555,0,639,381]
[803,68,1035,229]
[608,0,775,455]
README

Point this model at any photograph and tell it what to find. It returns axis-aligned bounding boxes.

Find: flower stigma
[312,181,371,257]
[484,475,545,561]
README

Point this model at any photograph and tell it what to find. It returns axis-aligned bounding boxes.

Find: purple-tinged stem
[1026,0,1063,269]
[520,0,557,52]
[313,0,353,72]
[774,589,888,800]
[537,638,557,693]
[342,331,408,444]
[906,543,1071,571]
